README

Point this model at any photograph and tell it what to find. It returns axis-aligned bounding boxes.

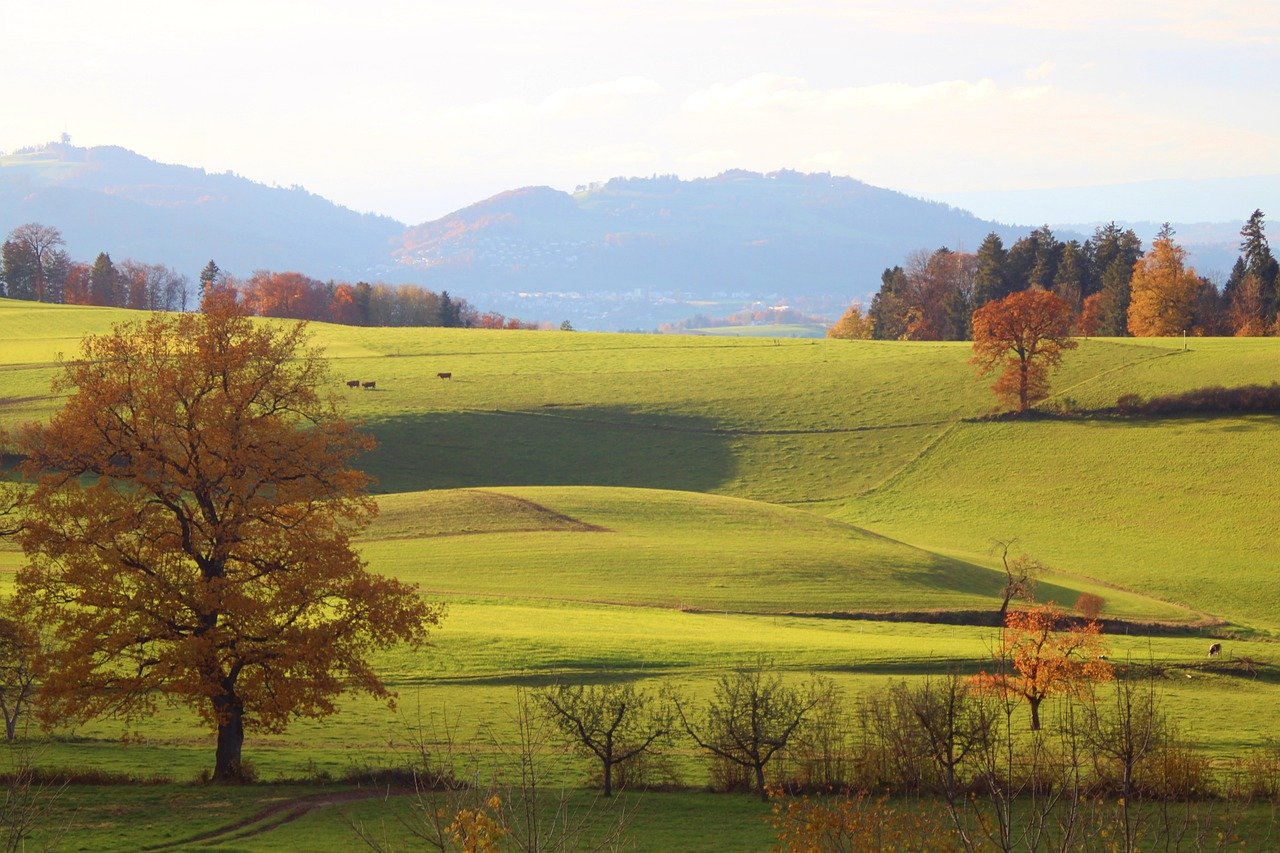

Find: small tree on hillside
[971,289,1077,413]
[970,604,1112,731]
[991,539,1043,618]
[538,682,672,797]
[826,303,874,339]
[675,666,827,802]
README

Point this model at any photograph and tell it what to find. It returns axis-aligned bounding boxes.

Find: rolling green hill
[2,299,1277,628]
[4,296,1280,826]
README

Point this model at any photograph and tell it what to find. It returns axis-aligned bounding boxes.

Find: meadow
[0,297,1278,849]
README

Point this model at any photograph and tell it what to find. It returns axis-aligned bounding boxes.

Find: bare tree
[894,676,995,849]
[675,665,826,802]
[1085,671,1166,852]
[0,747,63,852]
[991,539,1042,617]
[538,682,671,797]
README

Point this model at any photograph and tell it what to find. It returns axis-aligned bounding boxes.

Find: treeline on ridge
[0,222,548,329]
[830,211,1280,340]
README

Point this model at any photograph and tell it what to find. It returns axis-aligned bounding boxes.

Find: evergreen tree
[972,232,1009,309]
[1239,210,1278,323]
[199,260,222,301]
[439,290,462,327]
[89,252,117,307]
[354,281,373,325]
[1005,226,1061,293]
[869,266,910,340]
[1027,225,1061,290]
[1095,257,1134,336]
[1052,240,1084,312]
[1222,256,1248,302]
[1084,223,1142,298]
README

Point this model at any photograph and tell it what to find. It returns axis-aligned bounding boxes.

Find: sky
[3,0,1278,224]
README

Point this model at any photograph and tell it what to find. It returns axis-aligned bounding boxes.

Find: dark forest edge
[829,211,1280,341]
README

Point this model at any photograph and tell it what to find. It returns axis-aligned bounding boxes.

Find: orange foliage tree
[826,302,874,339]
[15,299,440,780]
[971,289,1077,413]
[1126,228,1202,336]
[1077,292,1104,337]
[970,604,1112,731]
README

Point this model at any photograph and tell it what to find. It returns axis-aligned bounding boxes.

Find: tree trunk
[754,761,768,802]
[603,758,613,797]
[213,696,246,782]
[1019,361,1030,412]
[1029,697,1042,731]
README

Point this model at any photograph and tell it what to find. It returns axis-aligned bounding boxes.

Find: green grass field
[1,298,1278,849]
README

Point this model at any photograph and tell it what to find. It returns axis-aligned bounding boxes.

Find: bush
[769,789,960,851]
[1075,593,1105,620]
[1112,383,1280,417]
[1225,742,1280,802]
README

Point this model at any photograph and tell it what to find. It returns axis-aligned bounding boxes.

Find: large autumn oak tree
[15,298,440,781]
[971,289,1077,413]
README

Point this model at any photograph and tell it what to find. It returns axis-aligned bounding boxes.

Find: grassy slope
[3,299,1277,626]
[362,486,1191,620]
[2,300,1280,811]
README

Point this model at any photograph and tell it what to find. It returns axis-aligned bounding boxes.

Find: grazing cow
[437,372,452,380]
[346,379,361,388]
[361,381,376,390]
[1208,642,1222,658]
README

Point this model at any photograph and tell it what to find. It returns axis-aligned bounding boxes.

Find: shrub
[1225,742,1280,802]
[768,789,959,852]
[1075,593,1105,620]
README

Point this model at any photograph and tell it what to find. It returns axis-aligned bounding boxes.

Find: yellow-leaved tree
[1127,225,1203,337]
[15,295,441,781]
[826,303,874,339]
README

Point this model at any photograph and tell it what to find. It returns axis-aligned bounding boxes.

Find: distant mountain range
[0,143,405,281]
[0,142,1261,329]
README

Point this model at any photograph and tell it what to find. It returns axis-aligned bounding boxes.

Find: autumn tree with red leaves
[15,299,440,781]
[970,604,1112,731]
[971,290,1077,413]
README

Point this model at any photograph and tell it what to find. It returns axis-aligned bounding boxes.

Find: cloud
[452,77,664,123]
[683,74,1012,114]
[667,74,1280,196]
[1024,61,1055,82]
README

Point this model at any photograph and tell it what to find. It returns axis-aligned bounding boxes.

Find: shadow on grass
[360,406,738,494]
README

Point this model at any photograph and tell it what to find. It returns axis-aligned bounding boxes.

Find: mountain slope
[396,170,1026,301]
[0,142,405,280]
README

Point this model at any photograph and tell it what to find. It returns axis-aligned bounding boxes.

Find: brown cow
[437,372,452,380]
[1208,642,1222,658]
[346,379,361,388]
[361,381,376,390]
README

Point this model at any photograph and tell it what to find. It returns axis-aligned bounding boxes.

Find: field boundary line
[860,348,1186,499]
[857,421,960,497]
[1044,347,1185,403]
[483,408,946,437]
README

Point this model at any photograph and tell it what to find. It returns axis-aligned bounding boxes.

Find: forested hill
[0,143,1253,329]
[395,171,1026,298]
[0,142,405,280]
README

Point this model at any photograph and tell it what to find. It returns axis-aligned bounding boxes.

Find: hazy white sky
[3,0,1277,223]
